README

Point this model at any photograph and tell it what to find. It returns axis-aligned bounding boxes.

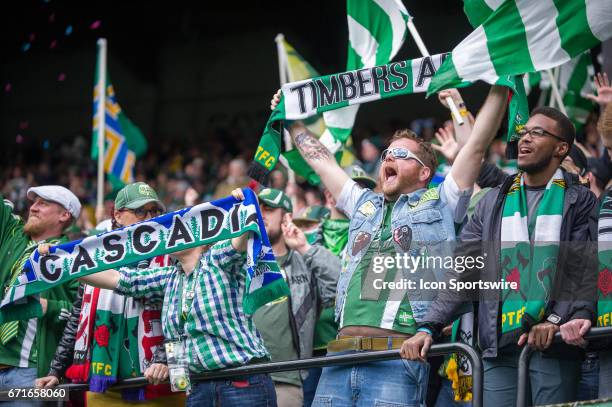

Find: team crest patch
[393,225,412,252]
[139,184,154,196]
[352,231,371,256]
[357,201,376,217]
[413,188,439,209]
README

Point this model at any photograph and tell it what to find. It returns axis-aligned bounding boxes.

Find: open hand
[432,126,460,164]
[586,72,612,107]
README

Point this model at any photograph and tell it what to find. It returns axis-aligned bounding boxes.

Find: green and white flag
[430,0,612,95]
[276,36,356,184]
[321,0,410,146]
[249,55,449,183]
[556,52,595,132]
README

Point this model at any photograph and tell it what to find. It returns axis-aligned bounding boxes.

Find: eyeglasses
[517,127,566,143]
[120,207,163,219]
[380,147,425,167]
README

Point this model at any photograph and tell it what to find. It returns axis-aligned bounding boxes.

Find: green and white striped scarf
[500,169,565,334]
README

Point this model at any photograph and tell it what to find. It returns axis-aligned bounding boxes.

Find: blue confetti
[22,42,31,52]
[65,25,72,36]
[43,140,50,149]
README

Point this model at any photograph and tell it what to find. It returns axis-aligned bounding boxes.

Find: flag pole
[406,18,464,125]
[274,34,296,185]
[95,38,107,220]
[546,68,568,115]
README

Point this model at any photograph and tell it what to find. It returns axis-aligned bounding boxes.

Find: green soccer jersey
[340,202,416,334]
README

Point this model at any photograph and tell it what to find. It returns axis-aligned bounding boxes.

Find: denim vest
[336,182,466,325]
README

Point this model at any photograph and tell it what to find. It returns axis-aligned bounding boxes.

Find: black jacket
[422,167,599,358]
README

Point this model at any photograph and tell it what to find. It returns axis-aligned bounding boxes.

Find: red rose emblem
[598,269,612,297]
[506,268,520,290]
[94,324,110,347]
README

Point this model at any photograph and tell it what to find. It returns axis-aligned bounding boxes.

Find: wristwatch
[546,313,562,325]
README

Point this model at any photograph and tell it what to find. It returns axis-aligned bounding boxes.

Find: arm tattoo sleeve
[294,131,332,162]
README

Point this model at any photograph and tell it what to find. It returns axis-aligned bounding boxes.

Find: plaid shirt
[115,240,268,373]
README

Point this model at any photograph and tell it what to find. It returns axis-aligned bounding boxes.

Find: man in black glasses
[402,106,599,406]
[271,85,509,406]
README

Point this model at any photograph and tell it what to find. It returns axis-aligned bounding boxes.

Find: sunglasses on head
[380,147,425,167]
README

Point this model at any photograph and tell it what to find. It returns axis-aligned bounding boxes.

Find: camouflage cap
[257,188,293,213]
[292,205,330,227]
[345,165,377,189]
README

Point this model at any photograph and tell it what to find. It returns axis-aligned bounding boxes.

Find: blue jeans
[303,367,322,407]
[313,350,429,407]
[483,348,580,407]
[600,350,612,399]
[0,367,39,407]
[186,373,277,407]
[434,378,472,407]
[576,352,599,401]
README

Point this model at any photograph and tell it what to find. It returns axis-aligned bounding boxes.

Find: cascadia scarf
[0,189,289,318]
[67,257,171,400]
[500,169,565,334]
[597,190,612,327]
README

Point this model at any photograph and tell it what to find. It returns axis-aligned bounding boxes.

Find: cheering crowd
[0,69,610,407]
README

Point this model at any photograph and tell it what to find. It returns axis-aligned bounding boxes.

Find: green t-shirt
[252,254,302,386]
[340,202,416,334]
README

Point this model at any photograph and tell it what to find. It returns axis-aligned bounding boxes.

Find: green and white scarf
[248,54,449,183]
[500,169,565,334]
[597,190,612,327]
[0,189,289,320]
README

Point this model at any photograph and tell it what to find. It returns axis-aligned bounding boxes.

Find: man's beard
[267,228,282,245]
[518,153,553,174]
[23,218,45,237]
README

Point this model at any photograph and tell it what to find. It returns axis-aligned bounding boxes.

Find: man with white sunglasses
[271,85,509,406]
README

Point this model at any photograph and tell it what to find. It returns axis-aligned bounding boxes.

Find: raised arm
[289,125,350,201]
[449,85,508,191]
[79,270,120,290]
[269,90,349,200]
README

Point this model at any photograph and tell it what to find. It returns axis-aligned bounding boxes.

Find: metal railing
[516,326,612,407]
[0,341,483,407]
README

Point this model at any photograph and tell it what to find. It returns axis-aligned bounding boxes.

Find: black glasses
[517,127,566,142]
[121,207,163,219]
[380,147,425,167]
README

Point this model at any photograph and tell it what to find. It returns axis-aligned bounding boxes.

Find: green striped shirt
[115,241,269,373]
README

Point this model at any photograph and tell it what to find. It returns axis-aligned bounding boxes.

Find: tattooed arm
[290,124,350,200]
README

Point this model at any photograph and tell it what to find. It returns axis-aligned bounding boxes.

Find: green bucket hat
[115,182,165,211]
[257,188,293,213]
[293,205,330,227]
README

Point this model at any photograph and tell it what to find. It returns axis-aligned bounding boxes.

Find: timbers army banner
[0,189,289,319]
[249,54,448,183]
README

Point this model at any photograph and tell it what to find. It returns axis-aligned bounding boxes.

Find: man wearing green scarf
[402,105,598,406]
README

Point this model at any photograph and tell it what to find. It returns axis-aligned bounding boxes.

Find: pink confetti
[16,135,24,144]
[90,20,101,30]
[49,40,57,49]
[4,83,11,92]
[57,73,66,82]
[29,33,35,42]
[49,13,55,23]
